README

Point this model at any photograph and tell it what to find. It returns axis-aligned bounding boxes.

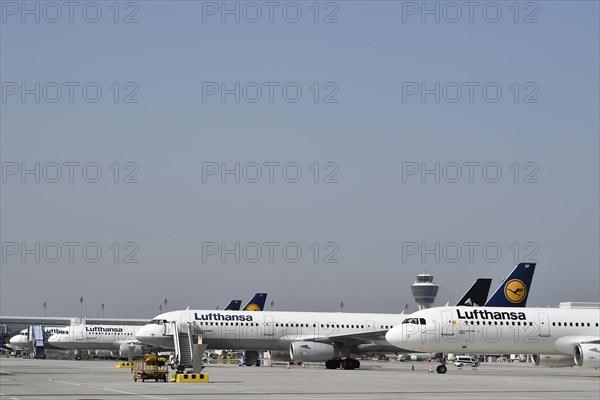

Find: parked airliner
[48,325,142,359]
[9,326,68,351]
[136,310,406,369]
[135,263,535,369]
[385,306,600,373]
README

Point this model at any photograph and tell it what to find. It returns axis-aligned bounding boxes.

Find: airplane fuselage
[48,325,140,351]
[386,306,600,355]
[136,310,408,354]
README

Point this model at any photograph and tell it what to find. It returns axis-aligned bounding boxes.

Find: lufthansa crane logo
[245,304,261,311]
[504,279,527,303]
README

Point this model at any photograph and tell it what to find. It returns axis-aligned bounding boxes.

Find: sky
[1,0,598,319]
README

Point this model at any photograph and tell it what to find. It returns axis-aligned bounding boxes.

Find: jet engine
[531,354,575,367]
[290,341,338,362]
[268,350,292,362]
[575,344,600,368]
[93,350,113,358]
[119,343,143,359]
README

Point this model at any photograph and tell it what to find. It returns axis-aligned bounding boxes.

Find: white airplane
[9,326,69,351]
[136,310,407,369]
[385,306,600,373]
[134,265,524,369]
[47,324,143,359]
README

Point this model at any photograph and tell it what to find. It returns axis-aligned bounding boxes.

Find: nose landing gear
[435,354,447,374]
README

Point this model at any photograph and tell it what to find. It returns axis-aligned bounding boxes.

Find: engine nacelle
[94,350,113,358]
[119,343,143,359]
[290,341,338,362]
[269,350,292,362]
[532,354,575,368]
[575,344,600,368]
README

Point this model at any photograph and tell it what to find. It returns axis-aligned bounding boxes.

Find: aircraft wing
[280,329,389,344]
[314,329,390,344]
[553,335,600,354]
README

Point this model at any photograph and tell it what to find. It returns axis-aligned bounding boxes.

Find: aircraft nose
[386,325,407,348]
[9,335,22,344]
[135,325,159,343]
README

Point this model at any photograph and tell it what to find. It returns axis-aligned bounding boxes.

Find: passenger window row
[464,321,533,326]
[552,322,597,327]
[197,322,257,326]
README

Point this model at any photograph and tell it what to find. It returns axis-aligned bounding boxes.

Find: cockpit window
[419,318,426,325]
[402,318,421,324]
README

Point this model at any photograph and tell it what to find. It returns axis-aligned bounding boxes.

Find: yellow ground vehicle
[133,354,168,382]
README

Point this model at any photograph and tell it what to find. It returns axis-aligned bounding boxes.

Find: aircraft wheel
[325,359,339,369]
[436,365,447,374]
[342,359,356,370]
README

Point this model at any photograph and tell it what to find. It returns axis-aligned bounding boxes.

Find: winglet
[484,263,536,307]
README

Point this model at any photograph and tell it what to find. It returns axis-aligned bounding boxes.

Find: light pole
[270,300,275,310]
[42,301,46,317]
[340,302,344,312]
[100,303,105,318]
[158,304,163,313]
[163,298,168,312]
[79,296,84,320]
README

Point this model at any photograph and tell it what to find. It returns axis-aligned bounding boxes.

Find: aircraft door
[202,321,217,335]
[440,310,459,341]
[75,326,84,342]
[86,327,98,342]
[263,316,275,338]
[538,313,551,337]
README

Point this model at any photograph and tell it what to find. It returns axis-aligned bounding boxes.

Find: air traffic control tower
[411,273,439,310]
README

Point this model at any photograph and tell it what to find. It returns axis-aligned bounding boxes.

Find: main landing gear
[325,358,360,370]
[436,354,448,374]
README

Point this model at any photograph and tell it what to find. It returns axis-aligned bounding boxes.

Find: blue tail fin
[243,293,267,311]
[456,278,493,307]
[484,263,536,307]
[224,300,242,311]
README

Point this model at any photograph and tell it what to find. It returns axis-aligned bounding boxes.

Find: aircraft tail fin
[243,293,268,311]
[484,263,536,307]
[224,300,242,311]
[456,278,492,307]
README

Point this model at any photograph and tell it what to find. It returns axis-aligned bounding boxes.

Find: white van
[454,356,480,368]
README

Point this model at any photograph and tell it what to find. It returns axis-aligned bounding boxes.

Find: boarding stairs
[28,325,45,359]
[168,322,196,369]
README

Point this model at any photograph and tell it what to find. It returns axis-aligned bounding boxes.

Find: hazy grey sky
[1,1,598,319]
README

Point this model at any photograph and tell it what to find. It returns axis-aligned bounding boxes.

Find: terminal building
[411,273,439,310]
